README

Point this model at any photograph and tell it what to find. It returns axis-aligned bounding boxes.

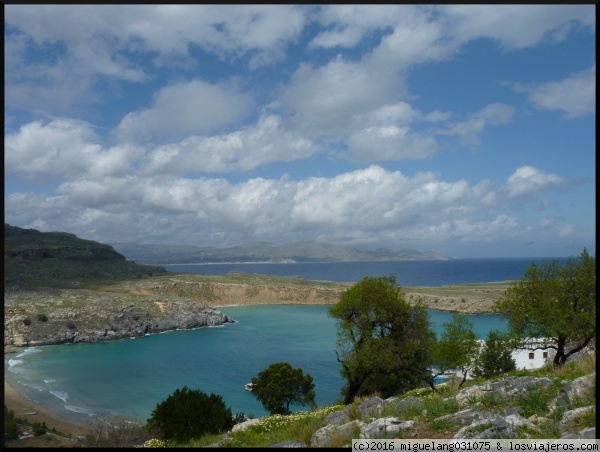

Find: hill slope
[4,224,167,289]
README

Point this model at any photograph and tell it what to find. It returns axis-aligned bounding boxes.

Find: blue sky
[4,5,596,258]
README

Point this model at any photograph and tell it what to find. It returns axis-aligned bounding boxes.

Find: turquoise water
[5,305,507,424]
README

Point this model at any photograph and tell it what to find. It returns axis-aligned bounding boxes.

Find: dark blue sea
[162,257,566,286]
[5,258,562,425]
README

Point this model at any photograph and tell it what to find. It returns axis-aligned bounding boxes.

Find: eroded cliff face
[126,279,497,314]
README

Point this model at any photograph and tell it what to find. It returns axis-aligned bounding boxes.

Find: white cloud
[281,56,401,138]
[115,80,254,143]
[514,65,595,119]
[310,5,406,48]
[347,126,438,162]
[5,119,143,179]
[5,163,583,251]
[143,115,316,175]
[441,5,595,50]
[437,103,515,146]
[502,166,571,199]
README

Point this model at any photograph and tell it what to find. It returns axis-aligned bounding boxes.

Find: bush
[37,313,48,322]
[23,318,31,326]
[4,405,19,442]
[66,321,77,329]
[32,421,47,436]
[146,386,238,443]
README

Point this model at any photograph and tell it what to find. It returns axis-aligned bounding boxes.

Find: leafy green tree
[494,249,595,367]
[4,405,19,443]
[473,329,516,379]
[146,386,237,443]
[328,275,436,404]
[431,313,479,388]
[250,362,316,415]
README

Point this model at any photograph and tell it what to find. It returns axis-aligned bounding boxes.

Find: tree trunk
[553,336,567,367]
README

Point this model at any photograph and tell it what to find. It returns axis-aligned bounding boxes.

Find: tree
[328,275,436,404]
[431,313,479,388]
[146,386,237,443]
[494,249,595,367]
[250,362,316,415]
[473,329,516,379]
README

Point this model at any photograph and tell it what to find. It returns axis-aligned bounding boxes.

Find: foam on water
[65,405,95,416]
[50,390,69,403]
[17,347,43,358]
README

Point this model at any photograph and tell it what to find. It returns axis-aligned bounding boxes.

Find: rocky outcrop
[455,376,554,407]
[4,289,233,346]
[280,372,595,446]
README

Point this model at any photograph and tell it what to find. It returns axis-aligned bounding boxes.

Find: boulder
[310,420,364,448]
[359,417,414,439]
[549,373,595,411]
[560,405,595,425]
[358,397,386,419]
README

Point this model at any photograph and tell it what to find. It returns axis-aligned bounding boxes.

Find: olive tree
[494,249,595,367]
[328,275,436,404]
[250,362,316,415]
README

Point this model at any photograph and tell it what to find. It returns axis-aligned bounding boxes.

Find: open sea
[5,258,564,425]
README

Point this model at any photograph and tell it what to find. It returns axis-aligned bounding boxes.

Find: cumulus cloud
[115,80,254,143]
[501,166,571,199]
[5,119,143,179]
[514,65,595,118]
[143,115,316,175]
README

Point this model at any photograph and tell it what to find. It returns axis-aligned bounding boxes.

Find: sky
[4,5,596,258]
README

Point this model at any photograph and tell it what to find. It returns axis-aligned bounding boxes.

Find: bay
[5,305,507,425]
[7,258,552,425]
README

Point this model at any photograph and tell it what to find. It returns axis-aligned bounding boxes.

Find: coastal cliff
[4,288,234,347]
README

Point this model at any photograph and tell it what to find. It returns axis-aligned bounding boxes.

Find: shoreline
[4,379,85,437]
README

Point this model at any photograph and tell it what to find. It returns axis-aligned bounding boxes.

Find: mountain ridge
[110,241,447,264]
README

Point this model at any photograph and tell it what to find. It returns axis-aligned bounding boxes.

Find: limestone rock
[311,420,364,448]
[359,417,414,439]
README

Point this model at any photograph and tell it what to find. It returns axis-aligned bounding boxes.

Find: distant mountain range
[110,241,446,264]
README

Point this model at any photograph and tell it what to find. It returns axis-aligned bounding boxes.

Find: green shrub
[66,321,77,329]
[517,388,555,418]
[146,386,238,443]
[23,318,31,326]
[4,405,19,442]
[37,313,48,322]
[32,421,47,436]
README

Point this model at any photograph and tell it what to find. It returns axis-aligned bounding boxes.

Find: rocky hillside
[209,356,596,447]
[4,224,167,289]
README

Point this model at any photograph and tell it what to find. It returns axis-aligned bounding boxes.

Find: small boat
[244,383,254,391]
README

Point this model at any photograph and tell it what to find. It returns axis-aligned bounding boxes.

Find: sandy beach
[4,379,85,437]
